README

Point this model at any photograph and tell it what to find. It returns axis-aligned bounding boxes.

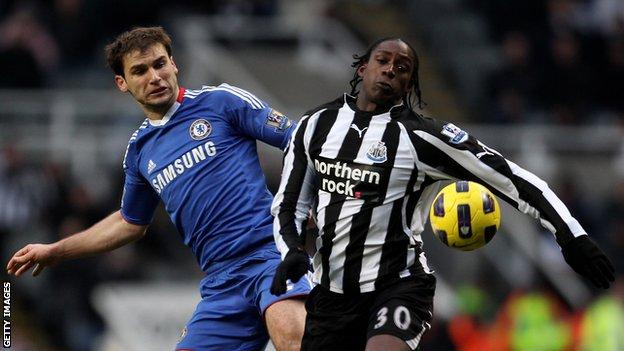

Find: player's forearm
[53,210,147,261]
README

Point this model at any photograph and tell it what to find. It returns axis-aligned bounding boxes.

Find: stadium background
[0,0,623,350]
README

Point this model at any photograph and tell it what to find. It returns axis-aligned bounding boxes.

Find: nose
[148,67,162,83]
[382,63,396,78]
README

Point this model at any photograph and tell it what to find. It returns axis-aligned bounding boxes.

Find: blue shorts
[176,245,312,351]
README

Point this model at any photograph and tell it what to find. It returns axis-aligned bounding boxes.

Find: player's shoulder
[395,109,428,128]
[184,83,266,110]
[302,95,345,119]
[126,118,151,145]
[123,119,151,169]
[397,110,448,133]
[399,111,472,144]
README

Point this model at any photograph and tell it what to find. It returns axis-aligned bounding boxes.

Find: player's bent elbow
[116,212,149,240]
[127,223,148,241]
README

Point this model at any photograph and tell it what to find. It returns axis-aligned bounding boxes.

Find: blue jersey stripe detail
[221,84,265,108]
[184,85,266,110]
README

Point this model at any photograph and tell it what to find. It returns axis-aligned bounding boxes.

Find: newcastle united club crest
[366,141,387,163]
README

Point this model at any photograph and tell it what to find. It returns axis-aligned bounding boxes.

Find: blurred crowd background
[1,0,623,350]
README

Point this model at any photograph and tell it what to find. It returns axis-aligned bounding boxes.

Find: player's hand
[6,243,59,277]
[270,248,310,296]
[561,235,615,289]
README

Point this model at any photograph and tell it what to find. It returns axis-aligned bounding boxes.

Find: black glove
[270,248,310,296]
[561,235,615,289]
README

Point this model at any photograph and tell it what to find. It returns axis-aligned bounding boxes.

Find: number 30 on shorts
[374,305,411,330]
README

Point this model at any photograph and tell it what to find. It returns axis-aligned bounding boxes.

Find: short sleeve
[218,84,296,149]
[119,142,159,225]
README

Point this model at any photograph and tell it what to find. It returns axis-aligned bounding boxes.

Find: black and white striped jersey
[272,94,586,294]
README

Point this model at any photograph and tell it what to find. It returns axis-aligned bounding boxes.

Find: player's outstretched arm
[409,120,615,288]
[6,210,147,277]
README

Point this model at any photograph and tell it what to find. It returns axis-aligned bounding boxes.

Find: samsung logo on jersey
[151,141,217,194]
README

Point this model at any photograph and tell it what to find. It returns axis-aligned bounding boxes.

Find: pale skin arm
[6,210,147,277]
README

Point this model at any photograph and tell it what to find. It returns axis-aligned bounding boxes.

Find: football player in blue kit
[6,26,310,351]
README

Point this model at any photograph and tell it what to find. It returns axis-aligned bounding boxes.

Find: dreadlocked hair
[349,37,426,111]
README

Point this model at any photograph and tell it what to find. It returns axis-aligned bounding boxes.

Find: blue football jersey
[120,84,295,272]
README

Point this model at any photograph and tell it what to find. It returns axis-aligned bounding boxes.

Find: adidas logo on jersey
[147,160,157,174]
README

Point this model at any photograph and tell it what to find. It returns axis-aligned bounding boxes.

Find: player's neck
[140,98,176,121]
[142,105,171,121]
[356,97,398,115]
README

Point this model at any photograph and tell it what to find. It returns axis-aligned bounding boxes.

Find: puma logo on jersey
[476,151,494,159]
[476,141,500,159]
[350,124,368,138]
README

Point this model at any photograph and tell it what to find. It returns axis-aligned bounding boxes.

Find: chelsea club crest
[366,141,387,163]
[189,119,212,140]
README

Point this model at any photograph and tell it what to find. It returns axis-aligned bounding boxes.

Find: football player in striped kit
[6,26,310,351]
[270,37,614,351]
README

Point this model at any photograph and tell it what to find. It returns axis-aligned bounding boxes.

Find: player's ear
[114,75,128,92]
[170,56,179,74]
[357,63,367,78]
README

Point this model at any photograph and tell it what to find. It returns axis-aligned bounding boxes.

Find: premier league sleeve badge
[266,109,291,132]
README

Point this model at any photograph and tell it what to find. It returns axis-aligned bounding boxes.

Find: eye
[133,67,147,75]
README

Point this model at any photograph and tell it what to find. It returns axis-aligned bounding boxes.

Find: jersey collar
[147,87,185,127]
[343,93,406,117]
[177,86,186,103]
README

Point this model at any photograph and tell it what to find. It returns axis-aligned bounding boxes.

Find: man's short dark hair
[105,26,173,77]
